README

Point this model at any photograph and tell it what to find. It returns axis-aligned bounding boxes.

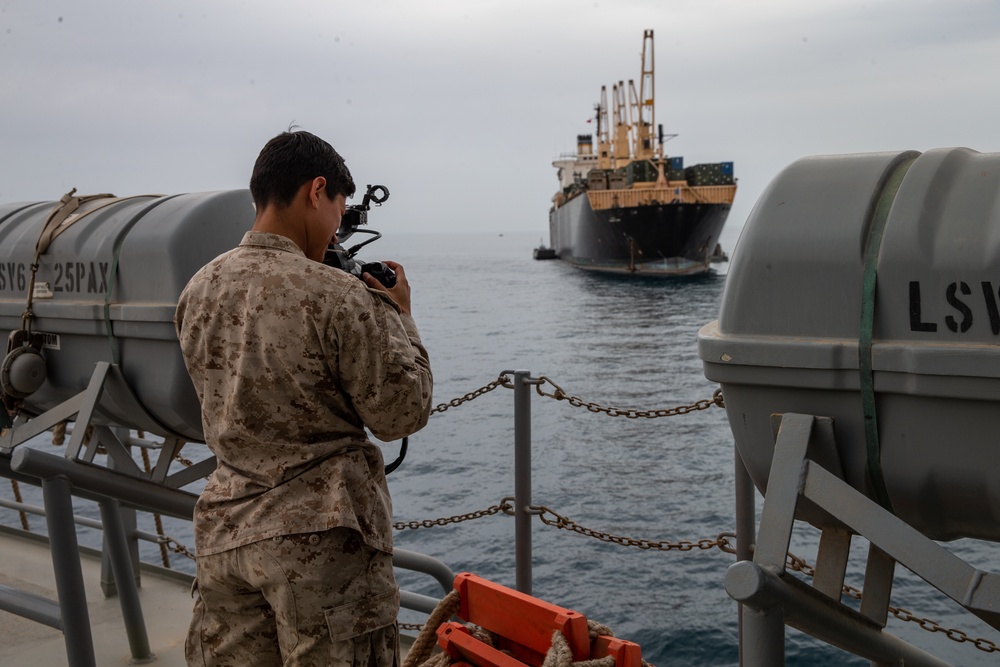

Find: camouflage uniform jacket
[174,231,433,556]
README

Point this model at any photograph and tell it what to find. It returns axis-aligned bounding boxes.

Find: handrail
[11,446,197,520]
[0,496,166,544]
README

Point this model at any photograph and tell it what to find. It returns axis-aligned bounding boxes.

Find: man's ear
[307,177,327,208]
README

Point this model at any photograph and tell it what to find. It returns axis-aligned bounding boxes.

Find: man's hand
[363,260,412,315]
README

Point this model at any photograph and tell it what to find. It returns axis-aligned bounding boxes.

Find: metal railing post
[42,474,97,667]
[511,369,533,595]
[99,497,153,662]
[102,430,141,598]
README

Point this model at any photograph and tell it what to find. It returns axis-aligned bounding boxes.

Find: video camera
[322,184,396,287]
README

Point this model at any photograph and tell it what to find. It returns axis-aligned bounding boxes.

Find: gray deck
[0,530,193,666]
[0,529,422,666]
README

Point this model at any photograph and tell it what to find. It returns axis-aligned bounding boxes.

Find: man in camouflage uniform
[175,130,433,666]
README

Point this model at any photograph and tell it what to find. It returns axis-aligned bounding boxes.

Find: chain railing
[392,500,513,531]
[392,497,736,555]
[533,376,725,418]
[403,376,997,660]
[393,496,1000,655]
[525,502,736,555]
[394,497,737,556]
[427,373,725,420]
[428,374,512,415]
[5,374,998,659]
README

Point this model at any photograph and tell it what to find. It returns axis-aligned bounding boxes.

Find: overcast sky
[3,0,999,249]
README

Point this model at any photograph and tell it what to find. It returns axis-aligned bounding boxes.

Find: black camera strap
[384,436,408,475]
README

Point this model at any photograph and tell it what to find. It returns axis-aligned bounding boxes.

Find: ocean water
[374,231,1000,666]
[2,230,999,665]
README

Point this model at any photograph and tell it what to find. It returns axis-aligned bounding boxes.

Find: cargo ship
[548,30,737,276]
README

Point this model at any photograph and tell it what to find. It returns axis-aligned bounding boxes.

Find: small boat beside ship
[532,241,557,260]
[547,30,737,276]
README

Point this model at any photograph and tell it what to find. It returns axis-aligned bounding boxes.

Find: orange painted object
[592,635,643,667]
[437,622,529,667]
[453,572,590,663]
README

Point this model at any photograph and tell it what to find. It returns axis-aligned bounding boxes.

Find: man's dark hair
[249,130,356,209]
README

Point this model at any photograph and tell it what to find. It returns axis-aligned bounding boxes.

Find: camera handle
[362,184,390,206]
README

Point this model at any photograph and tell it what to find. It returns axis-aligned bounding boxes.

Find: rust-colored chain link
[159,535,197,561]
[534,377,724,419]
[393,498,514,531]
[529,503,736,554]
[786,553,999,654]
[430,374,512,415]
[166,439,196,468]
[173,452,195,467]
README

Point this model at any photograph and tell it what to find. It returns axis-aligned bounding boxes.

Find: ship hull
[548,192,731,276]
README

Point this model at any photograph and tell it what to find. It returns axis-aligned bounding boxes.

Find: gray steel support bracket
[1,393,84,453]
[727,561,950,667]
[729,412,1000,666]
[1,361,216,489]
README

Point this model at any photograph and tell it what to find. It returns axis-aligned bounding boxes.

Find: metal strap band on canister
[5,191,119,412]
[21,191,118,335]
[858,154,917,513]
[35,189,118,257]
[23,191,151,333]
[26,190,168,368]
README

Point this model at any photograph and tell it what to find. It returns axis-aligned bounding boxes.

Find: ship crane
[594,30,657,171]
[636,29,657,161]
[597,86,612,170]
[627,79,645,162]
[611,81,631,166]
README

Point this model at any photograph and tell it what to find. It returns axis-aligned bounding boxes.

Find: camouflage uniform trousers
[186,527,400,667]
